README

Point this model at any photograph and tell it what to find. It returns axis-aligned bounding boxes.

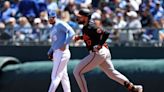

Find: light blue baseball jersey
[48,19,75,54]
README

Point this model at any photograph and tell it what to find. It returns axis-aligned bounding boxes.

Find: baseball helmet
[77,8,91,17]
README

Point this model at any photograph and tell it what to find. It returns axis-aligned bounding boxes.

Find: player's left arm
[94,28,110,51]
[59,23,75,51]
[99,28,110,46]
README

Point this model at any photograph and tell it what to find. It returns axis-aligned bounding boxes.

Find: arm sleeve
[59,23,75,44]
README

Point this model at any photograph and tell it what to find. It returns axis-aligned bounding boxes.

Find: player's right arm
[73,35,83,42]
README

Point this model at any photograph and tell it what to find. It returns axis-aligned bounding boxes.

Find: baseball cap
[48,10,57,18]
[34,18,41,24]
[76,8,91,17]
[117,13,123,17]
[91,12,101,20]
[103,6,112,14]
[127,11,138,17]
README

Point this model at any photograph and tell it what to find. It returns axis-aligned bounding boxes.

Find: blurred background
[0,0,164,92]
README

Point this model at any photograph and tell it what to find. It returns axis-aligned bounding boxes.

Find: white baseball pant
[48,49,71,92]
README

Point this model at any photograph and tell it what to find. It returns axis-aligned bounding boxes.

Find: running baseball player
[47,10,75,92]
[73,8,143,92]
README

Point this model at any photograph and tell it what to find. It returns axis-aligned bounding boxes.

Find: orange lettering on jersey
[83,33,92,46]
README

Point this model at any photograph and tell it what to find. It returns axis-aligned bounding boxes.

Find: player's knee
[105,68,116,75]
[73,69,78,77]
[73,68,82,77]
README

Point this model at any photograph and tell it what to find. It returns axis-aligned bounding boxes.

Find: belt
[103,43,109,49]
[89,47,108,54]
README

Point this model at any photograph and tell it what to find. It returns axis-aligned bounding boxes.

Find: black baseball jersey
[81,22,110,51]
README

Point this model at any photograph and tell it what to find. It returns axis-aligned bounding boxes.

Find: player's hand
[73,35,81,42]
[93,45,102,52]
[48,54,53,60]
[48,52,53,60]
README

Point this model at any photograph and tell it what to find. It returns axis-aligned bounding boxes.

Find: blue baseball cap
[48,10,57,18]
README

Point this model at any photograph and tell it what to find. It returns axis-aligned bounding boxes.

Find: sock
[124,81,134,91]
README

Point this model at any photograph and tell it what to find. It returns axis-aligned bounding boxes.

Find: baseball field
[0,59,164,92]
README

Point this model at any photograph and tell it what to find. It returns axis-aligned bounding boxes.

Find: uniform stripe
[79,53,96,92]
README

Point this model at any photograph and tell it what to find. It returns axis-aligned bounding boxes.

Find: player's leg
[99,58,130,85]
[61,50,71,92]
[99,48,143,92]
[48,50,70,92]
[73,52,105,92]
[48,53,63,92]
[61,66,71,92]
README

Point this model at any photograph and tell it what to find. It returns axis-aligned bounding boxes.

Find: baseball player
[47,10,75,92]
[73,8,143,92]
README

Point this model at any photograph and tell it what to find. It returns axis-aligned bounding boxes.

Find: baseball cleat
[130,85,143,92]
